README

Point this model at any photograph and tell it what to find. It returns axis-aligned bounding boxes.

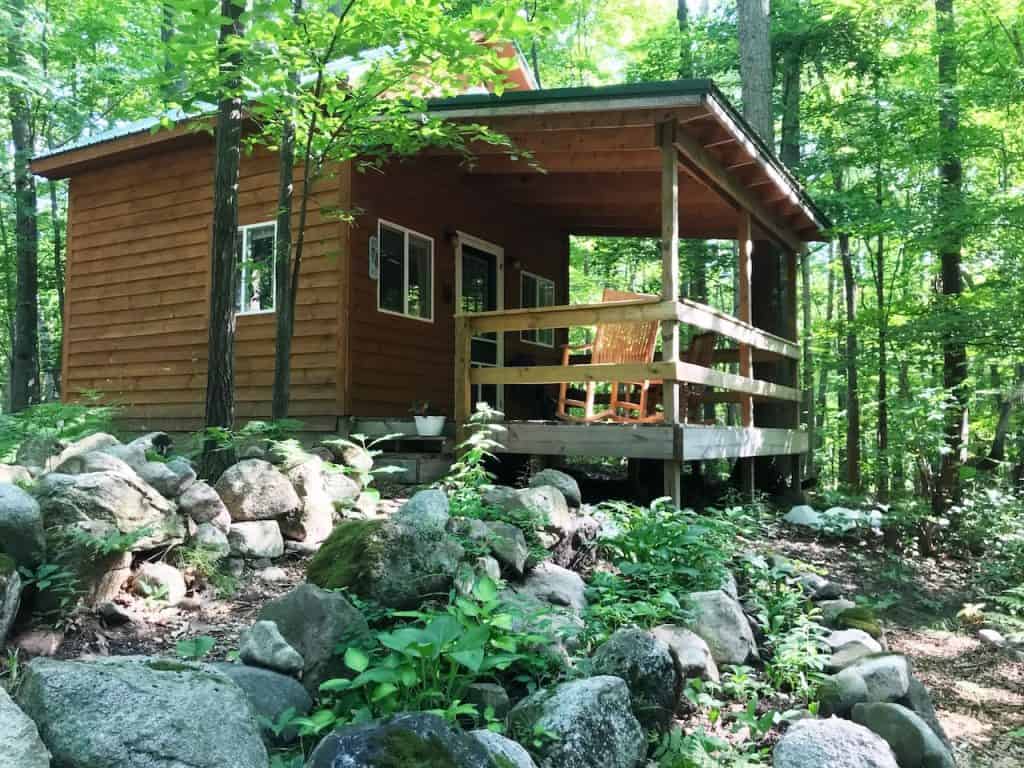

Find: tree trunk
[271,0,303,421]
[737,0,774,146]
[893,360,910,491]
[874,232,889,500]
[677,0,693,78]
[838,224,861,491]
[203,0,244,469]
[780,46,801,170]
[815,243,834,450]
[7,0,39,412]
[935,0,967,518]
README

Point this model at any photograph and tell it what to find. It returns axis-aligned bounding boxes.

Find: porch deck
[496,421,807,461]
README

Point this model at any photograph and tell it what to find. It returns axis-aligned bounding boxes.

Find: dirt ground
[767,523,1024,767]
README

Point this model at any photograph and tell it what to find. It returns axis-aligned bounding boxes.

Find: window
[377,220,434,322]
[521,271,556,346]
[236,222,277,314]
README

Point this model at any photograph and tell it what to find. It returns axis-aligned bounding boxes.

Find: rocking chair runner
[555,289,718,424]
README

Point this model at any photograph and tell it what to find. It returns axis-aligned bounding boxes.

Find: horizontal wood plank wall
[349,156,569,419]
[64,141,343,431]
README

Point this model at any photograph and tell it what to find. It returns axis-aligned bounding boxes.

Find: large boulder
[852,703,954,768]
[132,561,186,605]
[257,583,371,692]
[512,561,587,615]
[510,676,646,768]
[591,628,678,730]
[54,450,136,477]
[483,485,573,540]
[684,590,757,665]
[280,457,334,545]
[392,489,450,530]
[210,662,312,745]
[470,730,538,768]
[651,624,720,684]
[15,656,268,768]
[529,468,582,508]
[137,457,196,500]
[192,523,230,557]
[784,505,821,529]
[323,468,361,508]
[0,685,50,768]
[897,678,951,749]
[483,521,529,576]
[228,521,284,559]
[33,470,184,550]
[316,438,373,475]
[826,629,884,672]
[0,463,32,485]
[177,481,231,532]
[0,555,22,647]
[820,655,912,717]
[214,459,300,522]
[16,435,68,475]
[773,717,899,768]
[239,620,304,675]
[0,482,45,566]
[307,712,492,768]
[306,515,463,609]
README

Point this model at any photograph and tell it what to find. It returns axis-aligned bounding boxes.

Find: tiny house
[32,77,828,505]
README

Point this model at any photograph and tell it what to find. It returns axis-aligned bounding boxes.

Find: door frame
[454,231,505,411]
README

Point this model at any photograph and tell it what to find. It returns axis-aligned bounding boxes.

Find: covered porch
[429,80,828,505]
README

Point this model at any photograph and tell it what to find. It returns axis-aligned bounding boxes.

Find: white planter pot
[414,415,446,437]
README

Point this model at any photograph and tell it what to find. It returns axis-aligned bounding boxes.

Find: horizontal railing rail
[455,296,799,360]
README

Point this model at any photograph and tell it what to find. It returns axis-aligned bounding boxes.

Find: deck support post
[658,120,682,507]
[454,316,473,450]
[737,212,755,498]
[786,247,803,498]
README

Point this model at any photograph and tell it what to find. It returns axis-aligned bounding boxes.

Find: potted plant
[409,401,446,436]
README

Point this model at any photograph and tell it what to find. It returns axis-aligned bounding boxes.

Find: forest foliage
[1,0,1023,515]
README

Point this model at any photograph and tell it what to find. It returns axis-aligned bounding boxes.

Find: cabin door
[455,232,504,412]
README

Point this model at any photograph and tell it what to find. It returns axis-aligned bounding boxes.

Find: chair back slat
[592,288,660,365]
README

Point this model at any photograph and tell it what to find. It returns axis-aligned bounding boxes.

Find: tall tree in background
[737,0,773,145]
[204,0,245,468]
[6,0,40,411]
[935,0,967,515]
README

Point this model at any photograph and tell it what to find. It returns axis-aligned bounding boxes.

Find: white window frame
[455,231,505,411]
[376,219,435,323]
[237,221,277,316]
[520,270,556,348]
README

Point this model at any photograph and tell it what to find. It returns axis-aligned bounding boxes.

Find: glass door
[457,235,504,411]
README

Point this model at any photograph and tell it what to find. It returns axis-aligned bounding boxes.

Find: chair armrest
[560,343,593,351]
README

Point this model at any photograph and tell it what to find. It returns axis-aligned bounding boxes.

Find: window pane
[539,279,555,307]
[407,234,432,319]
[521,274,538,308]
[379,225,405,314]
[247,225,276,311]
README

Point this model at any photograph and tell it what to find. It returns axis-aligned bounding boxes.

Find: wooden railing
[454,296,800,434]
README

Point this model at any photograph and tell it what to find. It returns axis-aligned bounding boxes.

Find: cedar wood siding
[348,155,569,419]
[64,140,345,431]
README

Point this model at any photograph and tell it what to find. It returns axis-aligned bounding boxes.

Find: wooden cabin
[31,79,828,505]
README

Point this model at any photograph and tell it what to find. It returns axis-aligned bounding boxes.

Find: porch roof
[428,79,829,247]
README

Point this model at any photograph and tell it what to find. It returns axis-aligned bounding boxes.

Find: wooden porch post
[454,316,472,448]
[658,121,682,507]
[787,247,803,496]
[737,212,755,497]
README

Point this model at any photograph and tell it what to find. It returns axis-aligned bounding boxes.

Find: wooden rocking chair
[556,288,662,423]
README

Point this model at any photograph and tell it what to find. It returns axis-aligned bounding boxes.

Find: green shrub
[0,393,119,462]
[583,499,738,645]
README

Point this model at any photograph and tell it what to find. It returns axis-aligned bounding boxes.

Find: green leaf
[175,635,215,660]
[473,576,499,602]
[344,646,370,673]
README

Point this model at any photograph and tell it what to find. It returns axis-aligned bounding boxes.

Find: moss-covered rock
[306,713,493,768]
[306,515,463,609]
[0,552,15,577]
[837,606,883,639]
